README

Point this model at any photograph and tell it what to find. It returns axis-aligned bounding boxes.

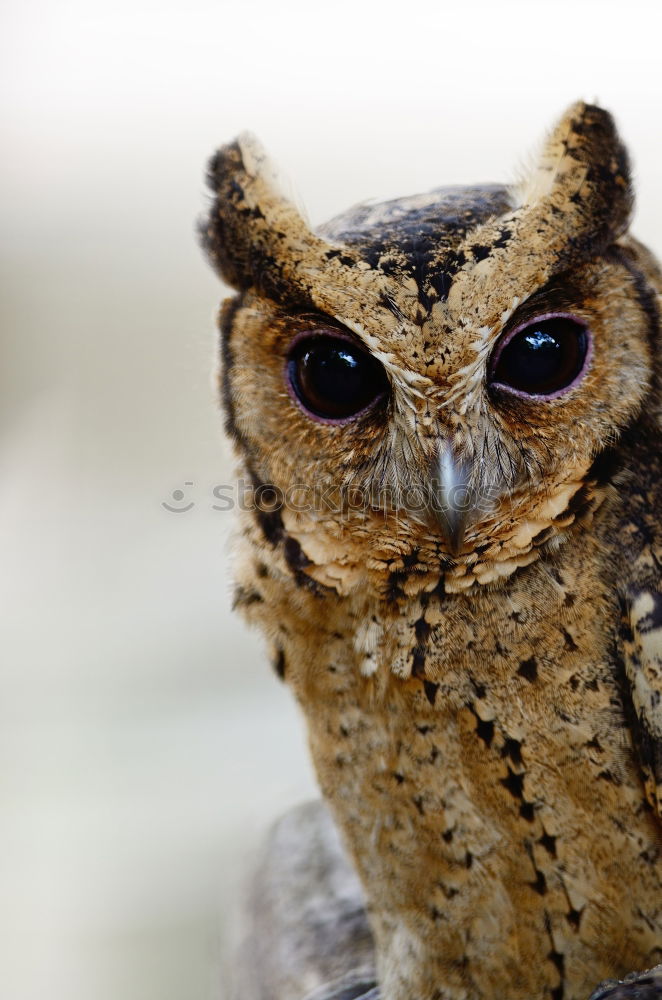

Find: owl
[202,103,662,1000]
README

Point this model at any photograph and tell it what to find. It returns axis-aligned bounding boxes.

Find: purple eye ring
[285,328,389,425]
[488,312,593,400]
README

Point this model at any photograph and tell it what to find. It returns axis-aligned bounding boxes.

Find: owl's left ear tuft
[516,102,634,253]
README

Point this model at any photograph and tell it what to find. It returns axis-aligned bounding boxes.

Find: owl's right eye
[286,332,389,422]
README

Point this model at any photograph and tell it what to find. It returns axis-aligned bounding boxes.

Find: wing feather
[622,565,662,818]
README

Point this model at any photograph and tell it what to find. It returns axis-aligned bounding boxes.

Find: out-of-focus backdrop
[2,2,661,998]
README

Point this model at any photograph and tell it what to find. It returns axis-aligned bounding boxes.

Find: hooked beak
[428,445,474,556]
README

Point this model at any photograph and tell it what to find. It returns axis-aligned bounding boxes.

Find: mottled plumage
[203,104,662,999]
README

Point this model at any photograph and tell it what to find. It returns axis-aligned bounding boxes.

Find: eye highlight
[489,314,591,398]
[287,331,389,422]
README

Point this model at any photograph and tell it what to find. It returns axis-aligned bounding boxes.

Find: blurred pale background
[2,1,662,998]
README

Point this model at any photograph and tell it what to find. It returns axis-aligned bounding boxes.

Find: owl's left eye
[287,332,389,422]
[489,314,591,398]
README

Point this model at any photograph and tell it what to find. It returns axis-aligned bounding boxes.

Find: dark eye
[489,315,590,398]
[287,332,388,421]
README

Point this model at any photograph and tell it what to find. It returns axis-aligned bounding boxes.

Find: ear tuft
[200,135,269,290]
[200,133,316,293]
[515,102,633,250]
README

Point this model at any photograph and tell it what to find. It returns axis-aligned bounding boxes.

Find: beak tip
[430,444,473,557]
[435,506,469,557]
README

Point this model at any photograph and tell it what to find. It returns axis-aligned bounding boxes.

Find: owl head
[202,103,660,598]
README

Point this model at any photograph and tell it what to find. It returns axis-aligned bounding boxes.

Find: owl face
[204,104,658,597]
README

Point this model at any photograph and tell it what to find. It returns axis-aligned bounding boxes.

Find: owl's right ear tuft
[200,136,264,290]
[200,133,321,297]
